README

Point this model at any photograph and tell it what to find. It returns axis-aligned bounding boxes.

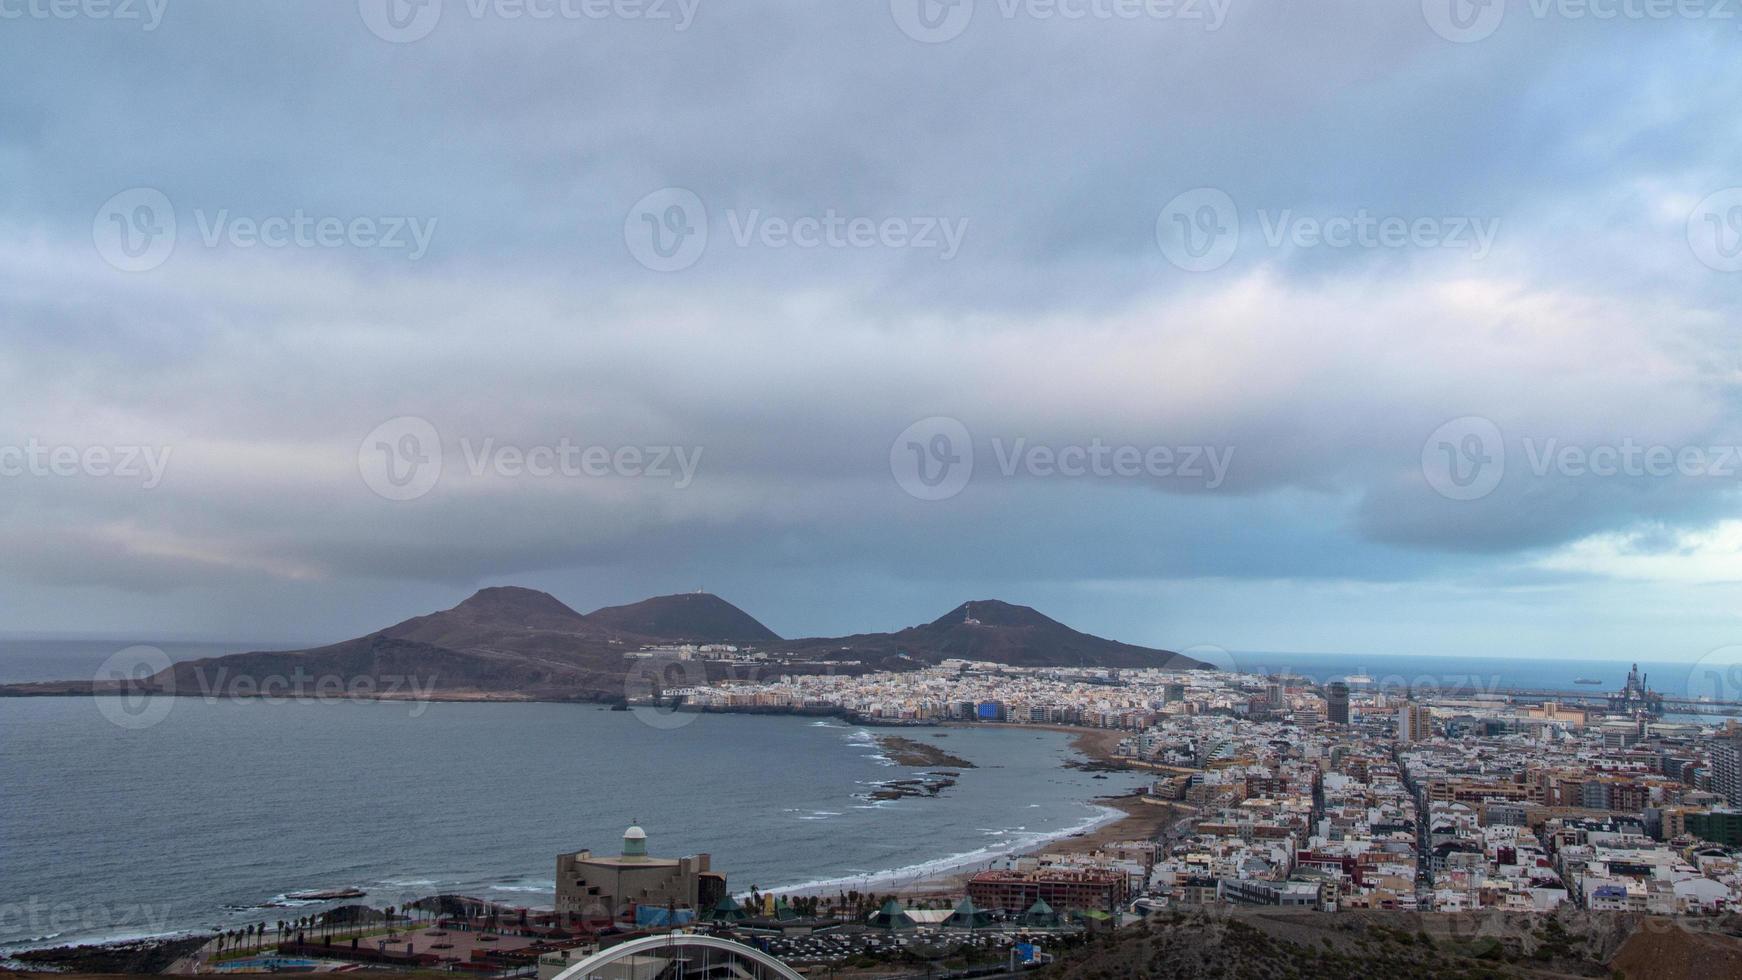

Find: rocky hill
[585,592,781,645]
[776,599,1205,670]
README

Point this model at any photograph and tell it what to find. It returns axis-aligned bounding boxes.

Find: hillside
[1038,908,1742,980]
[777,599,1207,670]
[585,592,781,644]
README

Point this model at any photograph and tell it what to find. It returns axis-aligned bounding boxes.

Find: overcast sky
[4,1,1742,663]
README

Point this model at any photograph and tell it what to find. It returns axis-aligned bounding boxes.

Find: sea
[1225,651,1707,697]
[0,694,1142,951]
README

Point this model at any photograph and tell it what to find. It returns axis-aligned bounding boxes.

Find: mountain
[585,592,781,645]
[0,588,1208,702]
[153,586,632,700]
[151,586,784,700]
[776,599,1207,670]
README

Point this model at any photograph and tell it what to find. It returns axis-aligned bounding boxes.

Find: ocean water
[0,639,293,685]
[0,698,1142,950]
[1225,652,1706,697]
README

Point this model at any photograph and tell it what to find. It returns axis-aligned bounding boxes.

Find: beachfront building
[556,824,726,922]
[966,867,1131,915]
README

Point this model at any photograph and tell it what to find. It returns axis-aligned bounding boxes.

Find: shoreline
[0,716,1169,959]
[764,801,1130,900]
[768,725,1177,901]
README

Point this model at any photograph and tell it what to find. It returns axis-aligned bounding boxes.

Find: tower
[1326,682,1350,726]
[623,822,648,860]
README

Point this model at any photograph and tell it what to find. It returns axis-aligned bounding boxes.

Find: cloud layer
[3,1,1742,658]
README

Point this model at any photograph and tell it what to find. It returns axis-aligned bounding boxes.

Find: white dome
[624,825,647,840]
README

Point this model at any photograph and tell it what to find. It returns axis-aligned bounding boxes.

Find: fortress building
[556,824,726,922]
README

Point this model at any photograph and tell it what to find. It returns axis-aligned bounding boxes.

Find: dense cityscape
[687,659,1742,916]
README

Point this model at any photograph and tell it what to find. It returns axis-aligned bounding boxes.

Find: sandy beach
[775,722,1186,902]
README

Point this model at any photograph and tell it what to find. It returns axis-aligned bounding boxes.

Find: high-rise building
[1713,737,1742,807]
[1398,702,1433,743]
[1326,682,1350,726]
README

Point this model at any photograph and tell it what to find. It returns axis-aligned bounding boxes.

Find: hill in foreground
[1038,908,1742,980]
